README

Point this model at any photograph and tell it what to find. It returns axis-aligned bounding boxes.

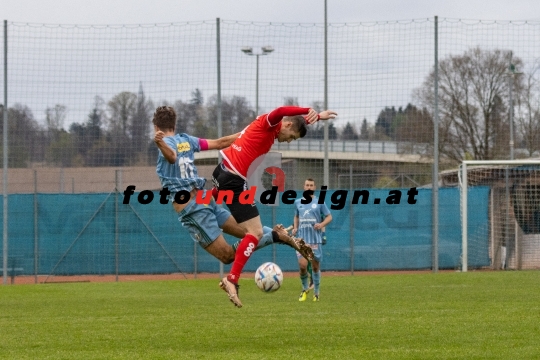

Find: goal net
[460,160,540,271]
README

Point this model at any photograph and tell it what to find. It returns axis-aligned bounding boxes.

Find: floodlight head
[241,47,253,55]
[262,46,274,54]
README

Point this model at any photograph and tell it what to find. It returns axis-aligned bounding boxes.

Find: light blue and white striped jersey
[294,196,331,244]
[156,133,206,196]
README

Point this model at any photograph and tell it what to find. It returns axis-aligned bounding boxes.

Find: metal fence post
[272,206,277,264]
[323,0,329,187]
[216,17,224,280]
[60,167,64,193]
[432,16,439,273]
[349,164,354,275]
[193,240,198,279]
[115,169,121,282]
[34,170,38,283]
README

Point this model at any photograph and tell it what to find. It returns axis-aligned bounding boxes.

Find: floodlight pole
[506,52,523,160]
[323,0,329,187]
[461,162,468,272]
[241,46,274,115]
[216,18,222,140]
[256,54,259,115]
[508,53,516,161]
[505,53,521,269]
[3,20,8,285]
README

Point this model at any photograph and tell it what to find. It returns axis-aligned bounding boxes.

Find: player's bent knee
[242,229,263,240]
[205,235,236,264]
[252,229,263,240]
[214,250,234,264]
[221,256,234,264]
[223,250,235,264]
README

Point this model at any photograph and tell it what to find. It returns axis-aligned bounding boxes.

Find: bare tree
[45,104,67,144]
[105,91,137,166]
[131,83,154,163]
[172,99,193,134]
[2,104,44,167]
[46,130,78,167]
[168,89,211,137]
[283,97,299,106]
[515,61,540,156]
[107,91,137,136]
[310,100,324,113]
[207,94,254,136]
[187,89,210,138]
[70,96,105,165]
[415,47,523,161]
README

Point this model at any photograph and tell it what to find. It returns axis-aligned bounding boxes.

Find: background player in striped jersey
[212,106,337,307]
[307,224,327,290]
[153,106,290,302]
[292,178,333,302]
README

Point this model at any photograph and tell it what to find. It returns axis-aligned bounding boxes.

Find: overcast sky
[4,0,540,24]
[3,1,540,130]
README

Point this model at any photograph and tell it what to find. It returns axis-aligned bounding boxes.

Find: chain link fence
[2,18,540,282]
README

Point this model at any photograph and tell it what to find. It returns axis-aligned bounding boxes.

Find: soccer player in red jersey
[212,106,337,307]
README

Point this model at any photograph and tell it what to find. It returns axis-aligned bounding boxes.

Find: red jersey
[221,106,310,178]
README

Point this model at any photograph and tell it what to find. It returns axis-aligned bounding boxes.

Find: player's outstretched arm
[154,130,176,164]
[206,132,241,151]
[303,110,337,125]
[319,110,337,120]
[268,106,313,126]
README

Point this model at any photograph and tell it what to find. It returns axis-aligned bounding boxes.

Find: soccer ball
[254,262,283,293]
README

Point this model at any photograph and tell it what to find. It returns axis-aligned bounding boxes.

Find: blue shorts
[296,243,323,263]
[177,189,231,248]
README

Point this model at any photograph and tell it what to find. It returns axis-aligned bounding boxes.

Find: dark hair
[287,115,307,138]
[152,106,176,132]
[305,178,315,183]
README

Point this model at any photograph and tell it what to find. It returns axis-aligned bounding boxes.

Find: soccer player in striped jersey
[293,178,333,302]
[153,106,290,302]
[212,106,337,307]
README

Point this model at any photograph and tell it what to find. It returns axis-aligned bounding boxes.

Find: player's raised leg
[227,216,263,283]
[273,224,315,261]
[176,203,243,307]
[222,215,278,253]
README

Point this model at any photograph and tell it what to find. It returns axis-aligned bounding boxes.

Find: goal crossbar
[460,159,540,272]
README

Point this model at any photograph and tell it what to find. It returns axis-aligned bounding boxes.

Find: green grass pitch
[1,271,539,359]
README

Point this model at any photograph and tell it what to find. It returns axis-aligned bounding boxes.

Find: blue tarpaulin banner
[0,187,489,275]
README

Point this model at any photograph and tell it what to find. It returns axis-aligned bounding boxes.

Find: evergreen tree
[341,121,359,140]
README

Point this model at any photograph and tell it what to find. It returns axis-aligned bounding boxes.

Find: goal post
[460,159,540,272]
